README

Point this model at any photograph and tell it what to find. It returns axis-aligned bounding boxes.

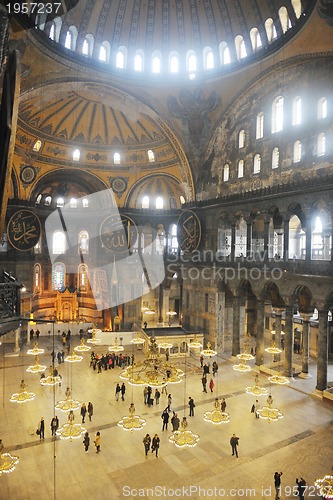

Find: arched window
[45,195,52,206]
[272,96,284,133]
[72,149,80,161]
[69,198,77,208]
[239,130,245,149]
[238,160,244,178]
[250,27,262,52]
[99,42,110,62]
[147,150,155,162]
[36,194,42,204]
[265,18,274,43]
[49,23,55,40]
[78,264,88,290]
[79,230,89,254]
[317,97,327,119]
[317,133,326,156]
[142,196,150,209]
[253,154,261,173]
[33,139,42,152]
[65,26,77,51]
[292,0,302,18]
[82,198,89,208]
[256,112,264,139]
[292,96,302,125]
[113,152,120,164]
[53,17,62,42]
[82,34,94,57]
[134,51,144,72]
[235,35,246,60]
[152,52,161,73]
[272,147,279,169]
[156,197,164,209]
[223,164,229,182]
[169,53,179,73]
[180,195,185,205]
[219,42,231,65]
[34,264,41,293]
[289,215,305,259]
[116,47,127,69]
[53,231,66,254]
[279,6,290,33]
[235,217,247,257]
[293,140,302,163]
[56,197,64,207]
[186,51,197,75]
[203,47,214,69]
[52,262,66,291]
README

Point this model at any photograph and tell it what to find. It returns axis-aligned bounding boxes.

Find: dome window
[33,140,42,152]
[292,96,302,126]
[156,197,164,209]
[170,54,179,73]
[72,149,80,162]
[142,196,150,209]
[147,150,155,162]
[113,152,121,165]
[317,97,327,119]
[69,198,77,208]
[56,197,64,207]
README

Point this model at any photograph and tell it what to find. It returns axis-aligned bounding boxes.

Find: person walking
[251,400,260,418]
[83,431,90,453]
[230,433,239,457]
[80,403,87,423]
[200,355,204,368]
[38,417,45,440]
[88,401,94,421]
[274,471,283,500]
[167,394,172,412]
[209,378,214,393]
[151,434,160,457]
[161,379,168,395]
[189,397,195,416]
[154,388,160,405]
[171,412,180,431]
[201,375,207,393]
[50,415,59,437]
[143,386,148,405]
[221,398,227,412]
[115,383,121,401]
[143,434,151,457]
[296,477,306,500]
[161,408,169,431]
[94,431,101,453]
[121,382,126,401]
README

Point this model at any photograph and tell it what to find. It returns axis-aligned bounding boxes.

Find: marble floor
[0,333,332,500]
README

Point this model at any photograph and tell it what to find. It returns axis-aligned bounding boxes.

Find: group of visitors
[143,433,160,457]
[90,351,133,372]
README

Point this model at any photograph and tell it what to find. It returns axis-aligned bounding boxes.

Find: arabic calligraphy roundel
[177,210,201,253]
[100,214,138,253]
[7,210,41,251]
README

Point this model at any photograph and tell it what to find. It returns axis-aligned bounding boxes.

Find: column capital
[300,312,312,322]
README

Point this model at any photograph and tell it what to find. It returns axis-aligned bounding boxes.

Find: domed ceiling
[27,0,314,75]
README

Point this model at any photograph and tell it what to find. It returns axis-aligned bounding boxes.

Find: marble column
[232,295,241,356]
[284,305,294,377]
[14,327,20,352]
[274,309,283,362]
[255,300,265,366]
[26,324,31,345]
[316,309,328,392]
[300,313,312,378]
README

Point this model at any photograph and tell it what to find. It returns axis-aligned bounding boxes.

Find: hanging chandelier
[117,403,146,431]
[268,373,290,385]
[56,411,86,441]
[120,336,184,387]
[233,361,251,372]
[169,417,200,448]
[157,341,173,350]
[130,332,145,345]
[26,355,47,374]
[200,342,217,357]
[188,335,203,349]
[315,473,333,498]
[40,366,62,386]
[237,352,254,362]
[74,338,91,353]
[87,328,101,345]
[27,341,44,355]
[256,394,283,423]
[166,310,177,316]
[65,350,83,363]
[246,374,268,396]
[265,341,282,354]
[204,398,230,425]
[108,338,124,353]
[0,447,19,475]
[10,380,35,404]
[55,388,81,412]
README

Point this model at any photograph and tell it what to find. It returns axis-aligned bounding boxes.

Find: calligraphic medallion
[177,210,201,253]
[100,214,138,253]
[7,210,41,251]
